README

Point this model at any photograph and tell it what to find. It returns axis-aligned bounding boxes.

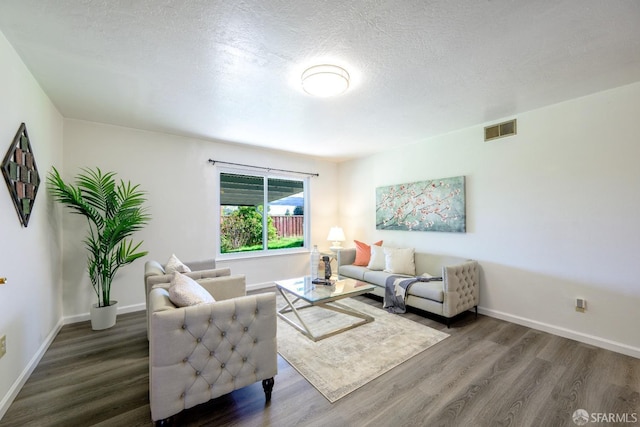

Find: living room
[1,1,639,425]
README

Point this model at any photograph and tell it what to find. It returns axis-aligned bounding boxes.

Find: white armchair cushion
[168,272,215,307]
[165,254,192,274]
[384,247,416,275]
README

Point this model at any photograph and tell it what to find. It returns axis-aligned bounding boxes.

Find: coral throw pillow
[353,240,383,266]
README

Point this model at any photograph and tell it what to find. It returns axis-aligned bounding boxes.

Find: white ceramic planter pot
[90,301,118,330]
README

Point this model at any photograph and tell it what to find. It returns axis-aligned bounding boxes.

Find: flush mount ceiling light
[301,64,350,97]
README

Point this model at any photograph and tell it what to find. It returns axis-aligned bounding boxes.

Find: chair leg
[475,306,478,319]
[155,416,173,426]
[262,377,275,402]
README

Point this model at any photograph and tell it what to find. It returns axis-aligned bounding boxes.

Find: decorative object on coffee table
[310,244,320,279]
[1,123,40,227]
[322,255,331,279]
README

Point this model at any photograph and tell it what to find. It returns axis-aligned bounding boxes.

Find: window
[218,169,308,256]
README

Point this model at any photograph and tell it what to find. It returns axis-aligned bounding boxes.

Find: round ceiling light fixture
[301,64,350,97]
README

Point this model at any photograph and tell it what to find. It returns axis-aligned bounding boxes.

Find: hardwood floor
[1,293,639,427]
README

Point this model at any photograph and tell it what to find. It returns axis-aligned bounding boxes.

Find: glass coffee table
[275,276,375,342]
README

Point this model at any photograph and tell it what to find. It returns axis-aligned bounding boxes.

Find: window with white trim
[217,169,308,256]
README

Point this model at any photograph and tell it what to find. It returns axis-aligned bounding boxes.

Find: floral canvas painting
[376,176,465,233]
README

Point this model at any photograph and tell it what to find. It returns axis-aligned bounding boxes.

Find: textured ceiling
[0,1,639,161]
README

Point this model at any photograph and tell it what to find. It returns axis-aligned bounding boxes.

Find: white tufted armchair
[148,283,277,424]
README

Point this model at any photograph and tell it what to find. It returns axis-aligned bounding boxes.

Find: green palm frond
[47,166,150,307]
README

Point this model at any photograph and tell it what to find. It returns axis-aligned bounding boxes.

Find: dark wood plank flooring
[1,292,638,427]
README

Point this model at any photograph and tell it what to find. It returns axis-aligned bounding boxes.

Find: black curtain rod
[208,159,319,177]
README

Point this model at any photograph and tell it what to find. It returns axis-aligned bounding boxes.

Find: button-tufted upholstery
[144,259,246,338]
[442,261,480,318]
[149,286,277,423]
[338,248,480,326]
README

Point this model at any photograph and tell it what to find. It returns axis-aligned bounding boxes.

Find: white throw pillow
[165,254,191,274]
[384,247,416,276]
[168,272,215,307]
[367,245,386,271]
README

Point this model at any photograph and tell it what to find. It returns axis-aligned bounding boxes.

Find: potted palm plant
[47,166,150,330]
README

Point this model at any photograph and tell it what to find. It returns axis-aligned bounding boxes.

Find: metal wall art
[2,123,40,227]
[376,176,466,233]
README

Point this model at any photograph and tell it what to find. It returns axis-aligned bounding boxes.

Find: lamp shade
[301,65,350,97]
[327,226,346,250]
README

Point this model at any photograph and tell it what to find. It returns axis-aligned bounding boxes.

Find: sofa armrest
[149,292,277,422]
[338,248,356,266]
[144,259,217,288]
[148,287,176,313]
[442,260,480,318]
[144,260,165,281]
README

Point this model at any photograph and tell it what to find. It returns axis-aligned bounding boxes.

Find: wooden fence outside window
[270,215,304,237]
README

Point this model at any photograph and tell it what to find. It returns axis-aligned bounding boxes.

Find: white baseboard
[63,302,146,325]
[478,306,640,359]
[0,318,64,420]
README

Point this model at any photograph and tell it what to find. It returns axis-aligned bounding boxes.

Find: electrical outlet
[0,335,6,358]
[576,298,587,313]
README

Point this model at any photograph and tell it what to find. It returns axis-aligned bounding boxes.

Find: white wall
[0,32,64,417]
[61,120,339,320]
[338,81,640,357]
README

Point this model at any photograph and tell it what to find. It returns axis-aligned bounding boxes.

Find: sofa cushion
[367,245,386,270]
[168,272,215,307]
[408,280,444,303]
[384,247,416,275]
[339,264,368,281]
[363,270,411,287]
[353,240,383,266]
[165,254,192,274]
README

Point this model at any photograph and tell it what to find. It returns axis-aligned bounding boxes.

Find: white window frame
[215,165,310,260]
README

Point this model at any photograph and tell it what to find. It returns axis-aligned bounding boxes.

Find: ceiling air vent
[484,119,517,142]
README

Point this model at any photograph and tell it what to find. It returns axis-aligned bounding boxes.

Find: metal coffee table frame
[276,277,375,342]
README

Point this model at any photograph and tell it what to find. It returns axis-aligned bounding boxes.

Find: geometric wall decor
[376,175,466,233]
[1,123,40,227]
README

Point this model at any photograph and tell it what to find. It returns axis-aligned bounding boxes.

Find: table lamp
[327,226,346,251]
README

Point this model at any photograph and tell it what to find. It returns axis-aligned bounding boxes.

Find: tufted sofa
[148,278,277,424]
[338,248,480,326]
[144,259,245,338]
